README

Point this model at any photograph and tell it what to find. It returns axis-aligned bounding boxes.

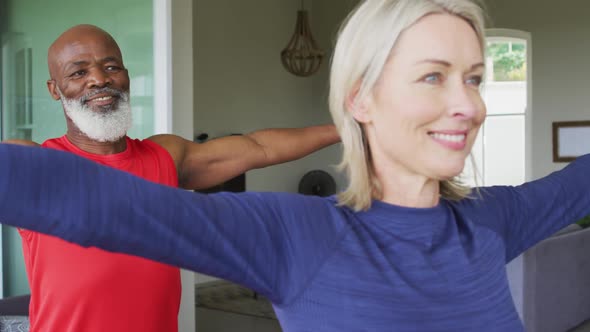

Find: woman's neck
[373,164,440,208]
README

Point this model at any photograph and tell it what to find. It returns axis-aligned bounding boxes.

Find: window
[463,30,532,187]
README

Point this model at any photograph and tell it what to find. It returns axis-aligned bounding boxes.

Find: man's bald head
[46,25,132,143]
[48,24,123,80]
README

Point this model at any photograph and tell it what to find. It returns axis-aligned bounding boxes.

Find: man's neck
[66,131,127,155]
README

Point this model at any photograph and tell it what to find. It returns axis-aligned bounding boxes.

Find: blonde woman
[1,0,589,331]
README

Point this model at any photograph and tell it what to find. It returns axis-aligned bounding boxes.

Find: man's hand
[2,139,41,147]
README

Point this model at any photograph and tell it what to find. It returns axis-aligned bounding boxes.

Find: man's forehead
[54,42,122,67]
[47,25,123,78]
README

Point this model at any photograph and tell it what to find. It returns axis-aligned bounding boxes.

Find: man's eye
[70,70,86,77]
[106,66,121,71]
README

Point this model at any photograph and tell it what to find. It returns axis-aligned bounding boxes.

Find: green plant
[487,42,526,81]
[576,214,590,228]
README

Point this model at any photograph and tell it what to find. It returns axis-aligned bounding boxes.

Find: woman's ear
[346,84,372,124]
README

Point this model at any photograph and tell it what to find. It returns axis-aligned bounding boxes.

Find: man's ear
[346,83,372,124]
[47,80,61,100]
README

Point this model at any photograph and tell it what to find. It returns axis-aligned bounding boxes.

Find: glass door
[0,0,156,296]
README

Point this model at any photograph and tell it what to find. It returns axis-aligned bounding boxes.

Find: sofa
[518,225,590,332]
[0,294,29,332]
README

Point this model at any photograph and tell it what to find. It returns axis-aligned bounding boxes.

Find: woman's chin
[435,164,465,180]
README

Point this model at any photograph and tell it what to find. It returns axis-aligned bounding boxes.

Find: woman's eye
[466,75,483,87]
[423,73,442,84]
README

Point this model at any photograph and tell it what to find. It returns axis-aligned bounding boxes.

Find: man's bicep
[179,136,264,189]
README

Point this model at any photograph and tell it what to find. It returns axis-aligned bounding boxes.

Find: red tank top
[19,136,181,332]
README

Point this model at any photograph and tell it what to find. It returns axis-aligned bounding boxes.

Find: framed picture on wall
[552,121,590,162]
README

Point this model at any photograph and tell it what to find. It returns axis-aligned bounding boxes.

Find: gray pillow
[0,316,29,332]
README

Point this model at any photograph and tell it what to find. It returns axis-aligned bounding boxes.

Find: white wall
[486,0,590,179]
[155,0,196,330]
[173,0,197,324]
[193,0,353,193]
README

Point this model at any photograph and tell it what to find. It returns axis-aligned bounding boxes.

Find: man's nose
[86,68,112,88]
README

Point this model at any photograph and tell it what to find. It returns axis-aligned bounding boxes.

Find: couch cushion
[552,223,582,236]
[0,316,29,332]
[523,226,590,332]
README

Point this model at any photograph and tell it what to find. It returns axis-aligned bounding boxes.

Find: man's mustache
[80,88,125,105]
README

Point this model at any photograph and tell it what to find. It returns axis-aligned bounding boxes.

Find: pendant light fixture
[280,0,324,77]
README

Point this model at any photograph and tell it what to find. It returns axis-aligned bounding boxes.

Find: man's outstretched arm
[1,139,40,147]
[149,124,340,189]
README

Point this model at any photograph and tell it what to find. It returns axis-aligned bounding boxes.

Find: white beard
[59,89,133,143]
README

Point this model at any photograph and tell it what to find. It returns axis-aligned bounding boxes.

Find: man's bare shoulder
[146,134,187,150]
[146,134,192,166]
[147,133,184,142]
[2,139,40,147]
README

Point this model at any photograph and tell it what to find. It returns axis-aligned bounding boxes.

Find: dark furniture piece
[0,295,29,316]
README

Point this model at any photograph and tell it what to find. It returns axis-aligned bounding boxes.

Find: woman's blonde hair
[329,0,487,211]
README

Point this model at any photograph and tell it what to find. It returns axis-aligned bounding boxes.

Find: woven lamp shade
[281,10,324,77]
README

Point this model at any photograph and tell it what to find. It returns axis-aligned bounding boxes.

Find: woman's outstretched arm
[0,144,344,303]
